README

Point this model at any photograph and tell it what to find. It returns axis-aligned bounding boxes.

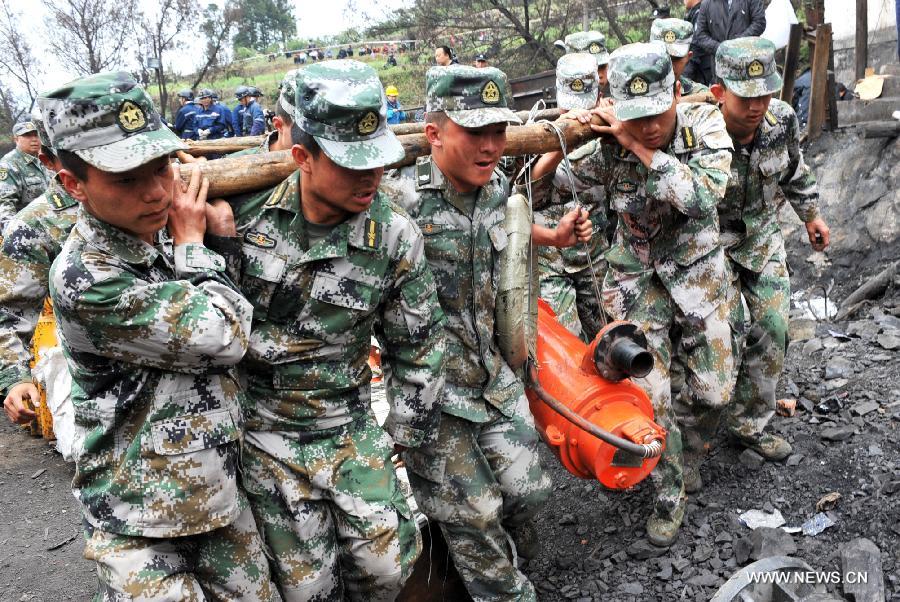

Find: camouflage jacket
[532,138,613,275]
[50,208,253,538]
[0,177,78,394]
[577,103,733,319]
[0,149,50,226]
[232,171,445,448]
[390,157,523,423]
[718,99,820,272]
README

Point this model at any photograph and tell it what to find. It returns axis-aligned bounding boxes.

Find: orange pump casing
[525,300,664,490]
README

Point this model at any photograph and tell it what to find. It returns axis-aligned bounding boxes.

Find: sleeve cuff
[174,243,226,276]
[649,149,677,173]
[387,420,426,448]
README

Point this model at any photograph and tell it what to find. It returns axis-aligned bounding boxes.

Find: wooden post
[807,23,832,141]
[855,0,868,81]
[780,23,803,103]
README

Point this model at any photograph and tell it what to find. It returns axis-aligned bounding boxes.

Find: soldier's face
[434,49,450,66]
[15,132,40,156]
[621,98,679,150]
[427,118,507,192]
[294,144,384,223]
[598,65,608,87]
[715,88,772,141]
[61,156,173,244]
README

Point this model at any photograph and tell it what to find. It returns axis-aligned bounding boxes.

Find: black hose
[526,362,663,459]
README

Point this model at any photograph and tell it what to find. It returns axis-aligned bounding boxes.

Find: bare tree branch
[42,0,138,76]
[0,0,42,107]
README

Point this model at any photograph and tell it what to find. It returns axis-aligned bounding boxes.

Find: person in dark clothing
[683,0,706,83]
[692,0,766,84]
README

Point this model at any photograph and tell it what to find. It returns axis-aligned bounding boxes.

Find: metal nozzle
[592,322,654,382]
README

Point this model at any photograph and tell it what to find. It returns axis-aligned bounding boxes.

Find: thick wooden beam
[180,115,605,197]
[855,0,868,81]
[807,23,833,141]
[780,23,803,103]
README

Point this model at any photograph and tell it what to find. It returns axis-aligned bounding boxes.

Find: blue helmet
[235,85,251,99]
[177,88,194,100]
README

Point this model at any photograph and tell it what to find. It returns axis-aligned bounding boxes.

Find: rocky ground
[0,130,897,601]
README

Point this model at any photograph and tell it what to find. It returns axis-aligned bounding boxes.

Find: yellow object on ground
[29,299,58,440]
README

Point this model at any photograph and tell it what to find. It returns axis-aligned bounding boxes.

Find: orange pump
[526,300,665,490]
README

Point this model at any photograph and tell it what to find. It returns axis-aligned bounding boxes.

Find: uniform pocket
[241,244,286,317]
[150,409,239,455]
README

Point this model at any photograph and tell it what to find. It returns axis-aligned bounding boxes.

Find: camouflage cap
[425,65,521,128]
[278,69,301,117]
[293,59,404,170]
[37,71,185,173]
[556,53,599,110]
[29,107,52,148]
[556,31,610,67]
[716,37,782,98]
[12,121,37,136]
[650,18,694,58]
[608,42,675,121]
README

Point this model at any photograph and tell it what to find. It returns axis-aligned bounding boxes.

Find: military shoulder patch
[117,100,147,133]
[617,145,630,159]
[615,180,637,193]
[363,218,380,249]
[481,80,501,105]
[50,192,76,211]
[244,230,276,248]
[681,126,697,149]
[416,159,433,187]
[0,168,7,181]
[764,110,778,127]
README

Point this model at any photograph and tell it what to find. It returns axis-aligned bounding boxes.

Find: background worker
[0,121,50,226]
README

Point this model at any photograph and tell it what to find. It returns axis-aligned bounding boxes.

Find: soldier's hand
[168,164,209,245]
[198,129,210,140]
[206,199,236,237]
[175,151,207,164]
[555,207,592,247]
[563,108,593,124]
[590,106,636,150]
[594,97,615,109]
[4,382,38,425]
[805,217,830,252]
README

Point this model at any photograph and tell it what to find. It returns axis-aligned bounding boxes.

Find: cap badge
[570,78,585,92]
[747,60,765,77]
[589,42,601,54]
[629,76,649,96]
[481,80,501,105]
[663,31,677,43]
[117,100,147,133]
[357,111,379,135]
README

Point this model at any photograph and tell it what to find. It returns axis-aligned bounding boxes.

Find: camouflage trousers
[403,395,552,602]
[84,502,278,602]
[605,274,737,517]
[241,414,420,602]
[539,262,608,342]
[724,249,790,442]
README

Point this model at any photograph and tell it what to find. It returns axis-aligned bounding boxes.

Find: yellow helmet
[385,85,399,96]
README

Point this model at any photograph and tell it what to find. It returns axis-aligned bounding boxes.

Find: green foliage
[231,0,295,52]
[235,46,256,60]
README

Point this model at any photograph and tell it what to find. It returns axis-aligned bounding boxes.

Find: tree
[43,0,138,76]
[135,0,198,120]
[0,0,42,108]
[231,0,295,53]
[0,82,26,151]
[191,1,241,90]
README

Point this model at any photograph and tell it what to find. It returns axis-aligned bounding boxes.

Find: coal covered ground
[522,275,900,601]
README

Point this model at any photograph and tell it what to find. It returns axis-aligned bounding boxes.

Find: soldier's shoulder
[764,98,798,131]
[678,102,732,150]
[568,138,600,162]
[379,174,420,217]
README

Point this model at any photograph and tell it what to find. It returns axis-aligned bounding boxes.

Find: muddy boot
[646,498,686,548]
[740,433,792,461]
[508,520,541,560]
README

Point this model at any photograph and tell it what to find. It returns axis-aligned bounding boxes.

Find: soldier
[194,88,231,141]
[173,89,200,140]
[650,18,714,103]
[531,52,611,340]
[388,65,591,601]
[708,38,830,471]
[228,60,445,601]
[0,121,50,226]
[555,31,612,95]
[0,112,79,426]
[40,71,277,600]
[543,43,736,546]
[233,85,251,136]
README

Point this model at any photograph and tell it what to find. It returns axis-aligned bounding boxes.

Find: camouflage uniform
[40,72,277,601]
[0,121,50,226]
[650,19,712,99]
[531,54,610,340]
[390,66,552,602]
[585,45,736,541]
[231,62,445,602]
[0,176,78,396]
[715,39,821,446]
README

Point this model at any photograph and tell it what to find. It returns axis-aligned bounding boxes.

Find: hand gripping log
[183,108,564,155]
[180,114,604,197]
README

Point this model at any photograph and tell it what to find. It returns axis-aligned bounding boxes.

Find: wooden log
[184,108,565,155]
[807,23,833,141]
[181,115,604,197]
[834,261,897,321]
[780,23,803,103]
[855,0,868,82]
